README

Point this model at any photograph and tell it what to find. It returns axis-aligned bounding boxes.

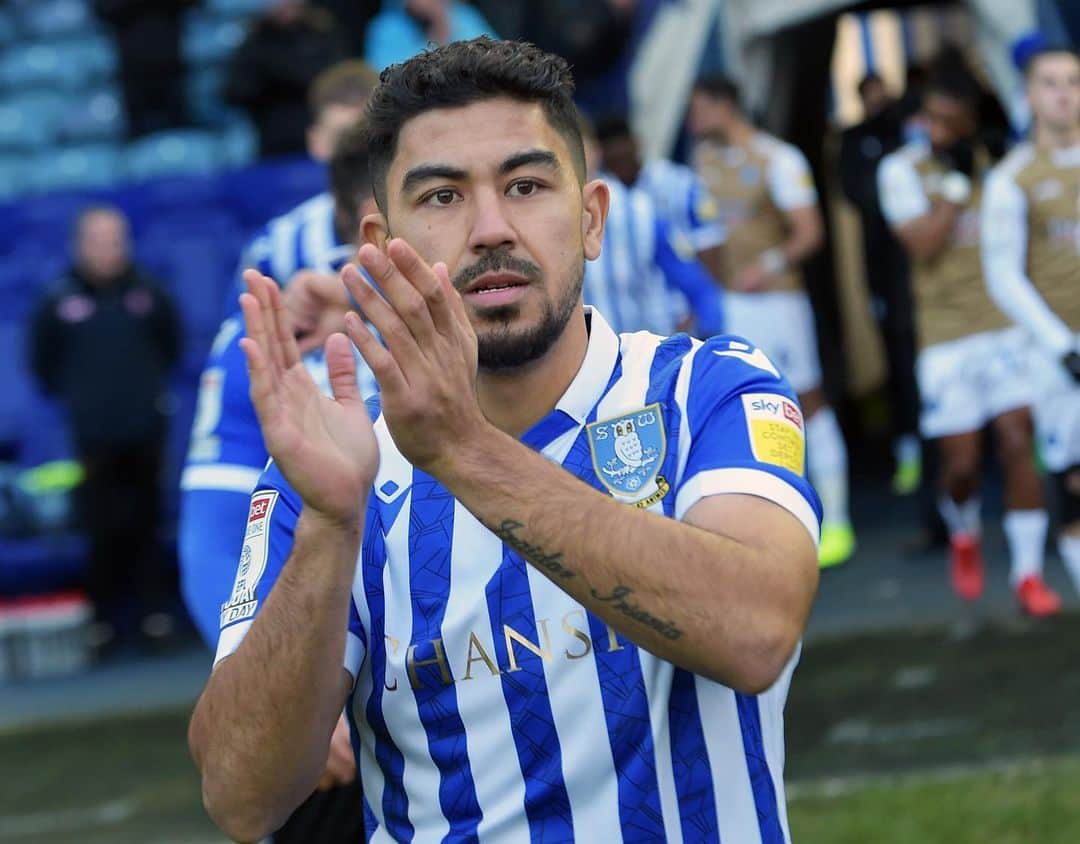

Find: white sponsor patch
[220,490,278,628]
[740,393,805,475]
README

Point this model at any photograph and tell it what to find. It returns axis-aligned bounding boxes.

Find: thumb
[325,332,360,406]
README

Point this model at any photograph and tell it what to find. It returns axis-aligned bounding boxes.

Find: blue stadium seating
[0,156,29,201]
[26,144,122,194]
[58,88,126,144]
[0,92,68,149]
[15,0,96,40]
[0,7,16,45]
[124,130,223,182]
[219,116,258,167]
[183,10,248,64]
[205,0,272,18]
[0,36,117,90]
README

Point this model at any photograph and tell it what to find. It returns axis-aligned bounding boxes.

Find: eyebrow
[401,164,468,195]
[498,149,560,175]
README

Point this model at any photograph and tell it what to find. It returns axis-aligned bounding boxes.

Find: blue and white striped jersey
[234,191,354,294]
[216,308,820,843]
[584,175,724,338]
[634,158,726,252]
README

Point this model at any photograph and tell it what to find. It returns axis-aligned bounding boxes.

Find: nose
[467,185,517,254]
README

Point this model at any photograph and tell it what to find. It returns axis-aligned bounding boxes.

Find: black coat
[29,266,182,449]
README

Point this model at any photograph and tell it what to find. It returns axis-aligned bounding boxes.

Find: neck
[476,307,589,438]
[724,118,754,147]
[1035,122,1080,150]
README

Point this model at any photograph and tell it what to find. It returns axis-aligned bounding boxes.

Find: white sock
[1002,509,1049,586]
[805,407,850,527]
[1061,534,1080,592]
[894,433,920,466]
[939,496,981,539]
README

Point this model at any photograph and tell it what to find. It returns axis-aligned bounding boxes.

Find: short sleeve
[766,142,819,211]
[674,336,822,544]
[213,462,368,681]
[877,152,930,226]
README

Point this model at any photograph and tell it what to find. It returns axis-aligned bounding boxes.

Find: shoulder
[756,133,807,168]
[987,141,1037,188]
[879,141,927,181]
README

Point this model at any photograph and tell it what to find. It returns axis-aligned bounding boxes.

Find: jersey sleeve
[981,165,1076,356]
[179,318,271,646]
[653,219,725,337]
[213,461,369,681]
[684,175,727,251]
[877,152,929,226]
[766,142,819,211]
[673,336,822,545]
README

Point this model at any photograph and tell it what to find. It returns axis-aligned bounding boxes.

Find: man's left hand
[342,239,488,475]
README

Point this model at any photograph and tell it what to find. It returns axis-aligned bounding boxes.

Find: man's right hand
[239,270,378,526]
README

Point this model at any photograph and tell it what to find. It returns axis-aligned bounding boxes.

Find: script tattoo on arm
[494,519,576,581]
[590,585,684,641]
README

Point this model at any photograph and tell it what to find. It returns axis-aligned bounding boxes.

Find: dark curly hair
[363,37,585,211]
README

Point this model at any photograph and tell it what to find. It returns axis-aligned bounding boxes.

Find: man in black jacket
[30,206,181,649]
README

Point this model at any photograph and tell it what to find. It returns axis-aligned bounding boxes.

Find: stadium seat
[57,87,126,143]
[185,65,232,126]
[26,144,122,194]
[124,130,223,182]
[0,7,16,46]
[182,11,248,64]
[0,93,68,149]
[220,116,258,167]
[0,156,29,201]
[0,36,117,90]
[204,0,271,18]
[15,0,96,39]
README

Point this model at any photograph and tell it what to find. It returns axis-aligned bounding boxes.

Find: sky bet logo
[749,397,802,430]
[248,497,271,522]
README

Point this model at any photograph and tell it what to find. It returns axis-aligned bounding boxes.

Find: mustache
[452,249,542,292]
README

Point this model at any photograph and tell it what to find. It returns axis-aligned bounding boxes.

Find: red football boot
[1015,575,1061,618]
[949,534,984,601]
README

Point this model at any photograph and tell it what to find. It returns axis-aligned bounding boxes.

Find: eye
[507,179,541,197]
[423,189,460,207]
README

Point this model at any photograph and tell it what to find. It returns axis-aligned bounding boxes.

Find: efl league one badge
[587,403,669,509]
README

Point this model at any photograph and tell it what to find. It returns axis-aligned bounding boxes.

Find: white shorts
[1029,344,1080,472]
[723,290,822,395]
[917,327,1033,439]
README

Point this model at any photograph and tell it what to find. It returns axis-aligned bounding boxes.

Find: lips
[462,272,530,295]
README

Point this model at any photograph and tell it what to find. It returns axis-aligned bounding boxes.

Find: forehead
[1031,54,1080,80]
[925,93,971,118]
[390,98,571,181]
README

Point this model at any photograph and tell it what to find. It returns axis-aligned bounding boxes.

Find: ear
[361,211,390,250]
[581,178,610,262]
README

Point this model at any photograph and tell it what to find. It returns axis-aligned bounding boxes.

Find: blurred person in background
[226,0,348,158]
[579,112,725,338]
[595,113,726,281]
[982,46,1080,598]
[689,75,855,568]
[838,74,922,496]
[181,65,378,841]
[363,0,496,71]
[878,64,1058,617]
[29,206,181,652]
[93,0,196,137]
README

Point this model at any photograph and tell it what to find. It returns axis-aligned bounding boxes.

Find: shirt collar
[553,306,620,425]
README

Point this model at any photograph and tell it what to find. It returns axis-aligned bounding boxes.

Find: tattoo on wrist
[590,585,683,640]
[495,519,575,581]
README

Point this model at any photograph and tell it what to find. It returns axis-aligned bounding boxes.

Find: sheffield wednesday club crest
[587,403,668,506]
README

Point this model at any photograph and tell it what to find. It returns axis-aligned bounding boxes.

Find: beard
[452,248,583,372]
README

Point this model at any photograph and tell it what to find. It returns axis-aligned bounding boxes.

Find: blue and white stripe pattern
[584,175,724,338]
[216,307,820,842]
[634,158,726,252]
[235,191,354,292]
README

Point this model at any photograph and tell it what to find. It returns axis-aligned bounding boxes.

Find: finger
[324,332,361,406]
[387,238,458,338]
[357,242,439,346]
[341,262,425,375]
[238,335,277,429]
[239,287,280,382]
[433,260,471,335]
[344,311,408,396]
[246,271,287,374]
[267,277,302,370]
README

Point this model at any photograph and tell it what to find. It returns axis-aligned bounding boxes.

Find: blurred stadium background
[1,0,1079,842]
